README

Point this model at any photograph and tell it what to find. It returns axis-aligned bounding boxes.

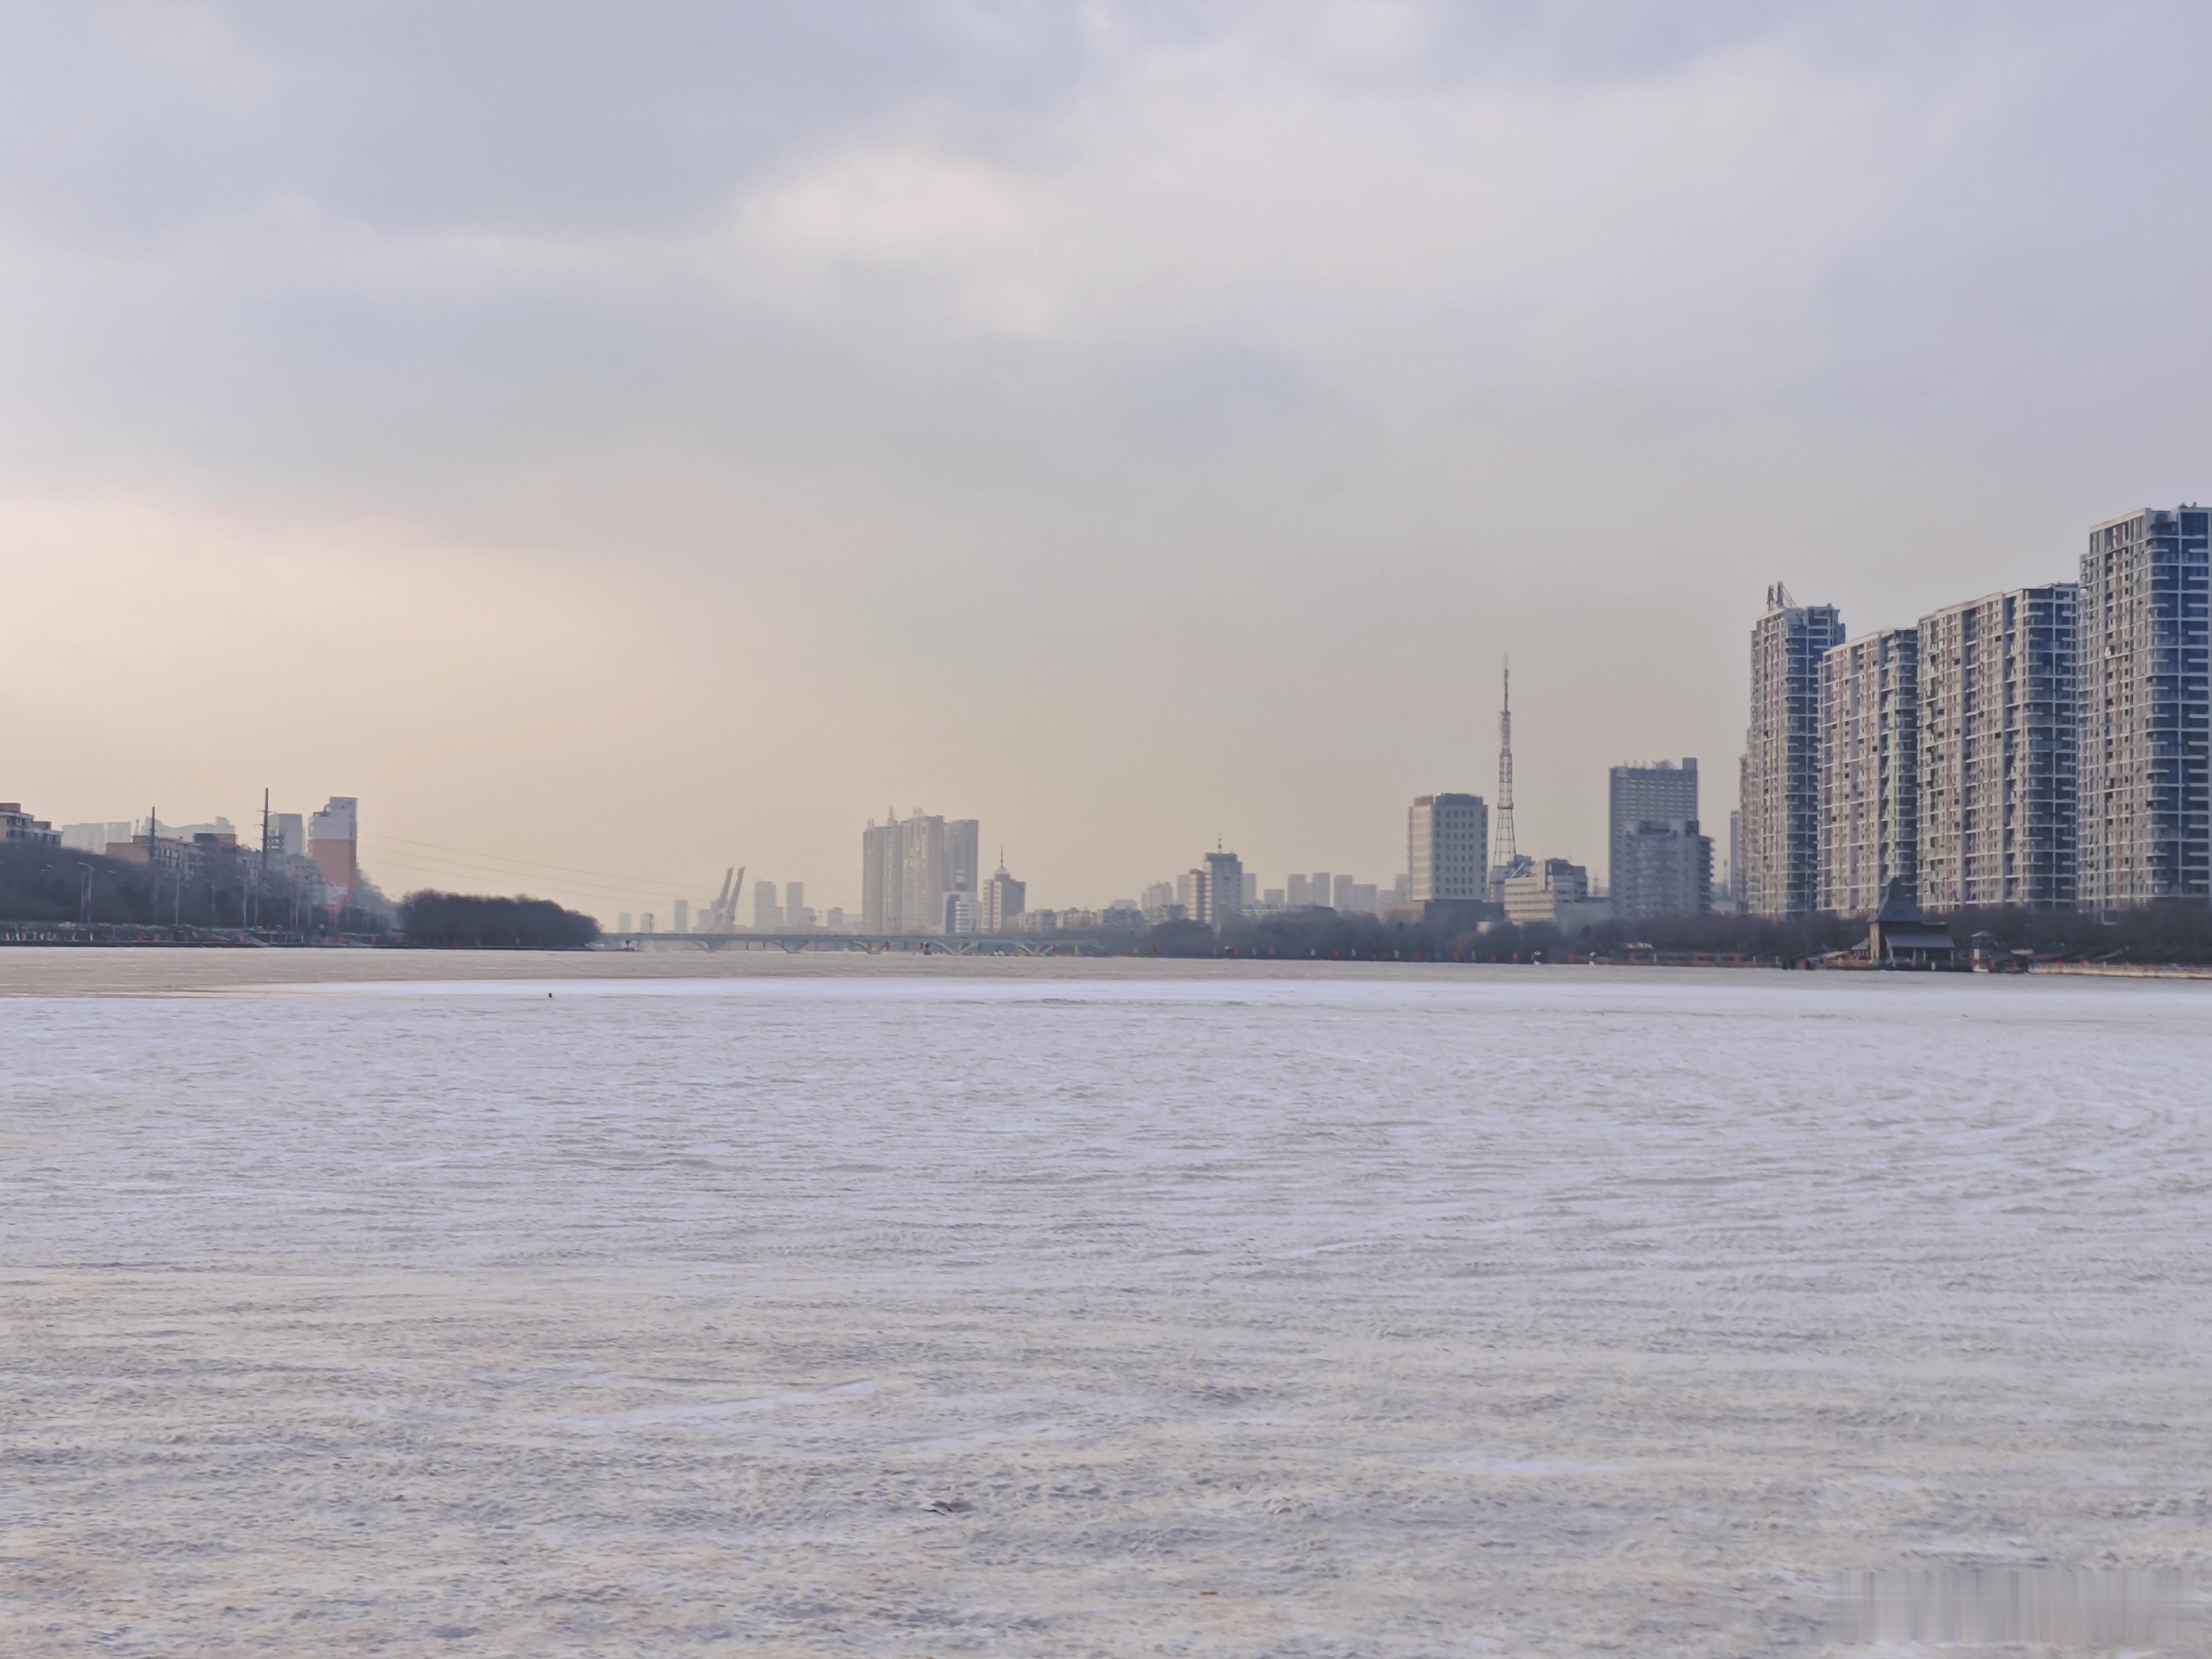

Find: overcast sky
[5,1,2209,918]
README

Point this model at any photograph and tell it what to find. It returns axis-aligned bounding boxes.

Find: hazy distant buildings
[2080,507,2211,910]
[1408,793,1489,905]
[1743,586,1846,916]
[861,809,982,933]
[60,819,133,854]
[1818,629,1920,918]
[1918,584,2078,911]
[618,912,632,933]
[308,797,359,907]
[1286,873,1310,906]
[785,881,809,930]
[753,880,780,931]
[673,898,690,934]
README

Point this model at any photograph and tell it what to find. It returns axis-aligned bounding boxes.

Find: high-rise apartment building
[1203,849,1244,927]
[862,819,897,932]
[1286,873,1310,907]
[1818,629,1920,918]
[783,881,807,930]
[1608,761,1700,916]
[944,821,980,906]
[1918,584,2079,911]
[2080,507,2211,909]
[1331,873,1354,910]
[1613,824,1711,921]
[1408,793,1489,903]
[1743,587,1846,916]
[673,898,690,934]
[982,859,1026,933]
[753,880,780,932]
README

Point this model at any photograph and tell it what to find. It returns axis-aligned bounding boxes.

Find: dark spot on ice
[430,1627,480,1640]
[928,1498,972,1514]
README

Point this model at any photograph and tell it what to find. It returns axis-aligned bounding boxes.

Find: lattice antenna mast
[1492,660,1518,873]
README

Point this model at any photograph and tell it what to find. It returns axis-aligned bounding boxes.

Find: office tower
[785,882,806,929]
[1408,793,1489,903]
[982,858,1027,933]
[618,912,632,933]
[1818,630,1920,917]
[1919,584,2079,911]
[1607,761,1700,914]
[308,796,360,906]
[1743,585,1846,915]
[673,898,690,934]
[1286,873,1310,906]
[753,880,780,931]
[1311,872,1332,906]
[1331,872,1354,909]
[2080,507,2211,909]
[1203,849,1244,926]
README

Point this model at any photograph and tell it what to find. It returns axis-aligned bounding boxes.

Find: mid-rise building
[1607,763,1701,918]
[1408,793,1489,905]
[981,860,1026,933]
[1,804,59,847]
[1818,628,1920,917]
[1919,584,2079,911]
[2080,507,2211,909]
[1743,586,1846,916]
[1503,858,1610,932]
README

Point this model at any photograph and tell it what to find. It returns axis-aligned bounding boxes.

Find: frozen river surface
[4,954,2212,1656]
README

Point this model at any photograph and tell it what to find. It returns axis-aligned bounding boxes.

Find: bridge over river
[596,932,1108,956]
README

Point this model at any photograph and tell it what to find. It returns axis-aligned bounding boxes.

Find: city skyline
[8,8,2212,916]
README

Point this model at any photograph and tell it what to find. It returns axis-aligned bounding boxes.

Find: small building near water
[1866,879,1955,968]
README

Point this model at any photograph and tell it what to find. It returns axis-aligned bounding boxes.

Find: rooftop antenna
[1491,662,1519,879]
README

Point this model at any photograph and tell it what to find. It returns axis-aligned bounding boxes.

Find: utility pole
[258,788,271,932]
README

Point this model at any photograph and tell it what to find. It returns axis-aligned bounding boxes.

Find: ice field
[4,953,2211,1655]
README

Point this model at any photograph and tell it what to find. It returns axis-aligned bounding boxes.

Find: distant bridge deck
[596,932,1109,956]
